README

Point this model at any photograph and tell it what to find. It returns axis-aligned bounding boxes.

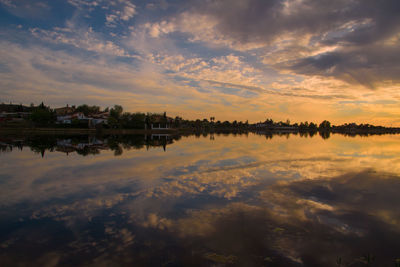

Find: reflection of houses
[55,144,75,154]
[145,134,174,151]
[1,135,179,155]
[0,138,25,152]
[56,137,108,154]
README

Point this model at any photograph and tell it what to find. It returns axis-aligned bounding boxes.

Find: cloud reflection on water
[0,134,400,266]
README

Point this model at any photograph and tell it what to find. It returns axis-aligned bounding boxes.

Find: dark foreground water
[0,133,400,266]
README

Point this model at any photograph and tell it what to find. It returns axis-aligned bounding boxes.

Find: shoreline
[1,126,400,136]
[0,127,178,135]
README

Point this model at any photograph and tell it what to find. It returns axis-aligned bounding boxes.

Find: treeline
[255,118,330,131]
[3,103,149,129]
[255,118,400,134]
[0,103,33,112]
[2,102,252,130]
[1,103,399,133]
[175,117,249,131]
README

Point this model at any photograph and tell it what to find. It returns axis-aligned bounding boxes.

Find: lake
[0,133,400,266]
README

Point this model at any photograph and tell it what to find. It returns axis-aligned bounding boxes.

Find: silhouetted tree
[108,105,124,128]
[76,104,100,116]
[319,120,331,130]
[309,122,317,130]
[110,105,123,119]
[30,104,55,125]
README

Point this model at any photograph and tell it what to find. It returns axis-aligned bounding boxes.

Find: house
[255,123,267,128]
[91,112,109,119]
[55,106,76,124]
[56,112,86,124]
[56,115,72,124]
[54,105,75,116]
[0,112,31,122]
[71,112,86,120]
[148,114,173,130]
[90,112,109,126]
[56,111,109,126]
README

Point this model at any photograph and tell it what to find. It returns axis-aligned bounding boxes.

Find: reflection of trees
[0,138,24,153]
[113,145,123,156]
[299,131,308,138]
[265,132,273,140]
[145,135,174,151]
[1,130,397,157]
[75,146,101,156]
[0,134,182,157]
[0,144,13,153]
[108,138,124,156]
[27,136,57,157]
[319,131,331,139]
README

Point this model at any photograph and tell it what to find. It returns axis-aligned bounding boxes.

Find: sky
[0,0,399,125]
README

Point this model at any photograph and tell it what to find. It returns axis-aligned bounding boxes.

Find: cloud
[204,80,264,93]
[0,0,50,18]
[120,1,136,21]
[30,26,134,58]
[2,133,400,264]
[66,0,136,26]
[0,0,16,8]
[188,0,400,48]
[145,0,400,88]
[204,80,354,100]
[142,11,264,50]
[144,21,175,38]
[163,170,400,265]
[0,41,181,108]
[104,0,137,27]
[2,0,400,124]
[279,44,400,89]
[67,0,99,9]
[2,37,240,119]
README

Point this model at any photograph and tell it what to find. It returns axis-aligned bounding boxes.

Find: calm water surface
[0,133,400,266]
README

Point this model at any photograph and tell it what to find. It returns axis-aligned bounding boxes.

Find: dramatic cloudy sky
[1,0,399,125]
